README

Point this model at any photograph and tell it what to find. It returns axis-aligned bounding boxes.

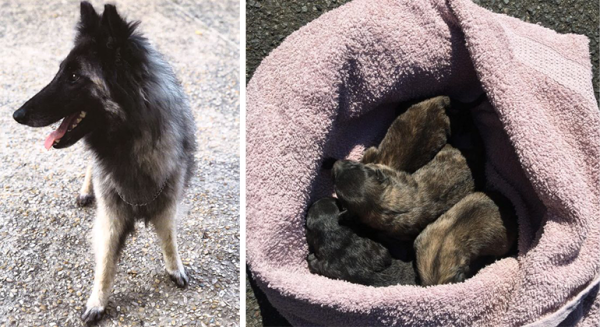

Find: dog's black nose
[13,109,27,124]
[321,157,337,170]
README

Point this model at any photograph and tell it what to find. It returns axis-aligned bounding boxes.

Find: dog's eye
[69,73,80,83]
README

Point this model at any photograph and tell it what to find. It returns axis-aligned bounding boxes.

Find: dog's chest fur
[89,125,187,219]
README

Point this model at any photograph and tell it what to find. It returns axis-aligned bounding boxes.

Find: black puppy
[305,197,417,286]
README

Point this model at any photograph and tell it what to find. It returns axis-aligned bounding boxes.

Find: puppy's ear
[78,1,100,35]
[361,147,379,164]
[101,4,140,47]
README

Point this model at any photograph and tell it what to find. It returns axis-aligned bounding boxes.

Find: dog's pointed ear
[78,1,100,34]
[101,4,140,46]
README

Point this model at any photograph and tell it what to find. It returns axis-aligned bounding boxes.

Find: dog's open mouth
[44,111,87,150]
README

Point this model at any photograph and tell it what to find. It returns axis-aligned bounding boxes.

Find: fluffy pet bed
[246,0,600,325]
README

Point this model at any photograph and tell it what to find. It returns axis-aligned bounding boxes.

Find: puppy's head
[414,228,468,286]
[13,2,143,149]
[333,160,417,221]
[332,160,390,216]
[305,197,344,253]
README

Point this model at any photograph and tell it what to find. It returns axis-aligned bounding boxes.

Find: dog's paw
[81,305,104,325]
[169,269,189,288]
[307,253,317,261]
[76,194,95,207]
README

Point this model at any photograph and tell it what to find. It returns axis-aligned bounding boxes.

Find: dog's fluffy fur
[13,2,196,323]
[414,192,518,286]
[333,144,474,240]
[361,96,450,173]
[305,198,417,286]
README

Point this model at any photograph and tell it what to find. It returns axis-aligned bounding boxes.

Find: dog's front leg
[151,202,188,288]
[82,204,132,323]
[77,162,95,207]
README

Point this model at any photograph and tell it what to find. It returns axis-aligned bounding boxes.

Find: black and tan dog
[13,3,196,323]
[414,192,518,286]
[305,197,417,286]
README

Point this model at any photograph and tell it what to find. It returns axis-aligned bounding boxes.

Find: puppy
[333,144,474,240]
[414,192,518,286]
[361,96,450,173]
[305,197,417,287]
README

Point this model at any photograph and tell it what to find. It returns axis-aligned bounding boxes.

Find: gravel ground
[246,1,599,326]
[0,0,239,326]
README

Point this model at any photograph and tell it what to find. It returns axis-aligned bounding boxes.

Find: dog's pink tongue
[44,131,63,150]
[43,113,76,150]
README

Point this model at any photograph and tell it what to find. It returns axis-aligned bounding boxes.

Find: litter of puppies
[305,95,518,286]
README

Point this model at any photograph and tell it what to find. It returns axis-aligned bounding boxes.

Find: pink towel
[246,0,600,325]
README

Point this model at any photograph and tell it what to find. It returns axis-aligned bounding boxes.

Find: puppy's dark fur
[333,144,474,240]
[361,96,450,173]
[305,198,417,286]
[414,192,518,286]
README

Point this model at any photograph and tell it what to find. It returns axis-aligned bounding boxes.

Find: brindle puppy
[414,192,518,286]
[305,197,417,286]
[333,144,474,240]
[361,96,451,173]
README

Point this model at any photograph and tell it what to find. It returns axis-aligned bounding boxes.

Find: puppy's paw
[307,253,317,262]
[81,305,104,325]
[169,269,189,288]
[76,194,95,207]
